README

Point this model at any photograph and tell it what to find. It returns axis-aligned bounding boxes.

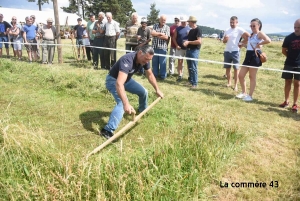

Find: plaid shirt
[152,23,170,50]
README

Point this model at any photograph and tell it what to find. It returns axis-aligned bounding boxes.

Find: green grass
[0,38,299,200]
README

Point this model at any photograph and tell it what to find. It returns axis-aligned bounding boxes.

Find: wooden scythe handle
[86,97,161,159]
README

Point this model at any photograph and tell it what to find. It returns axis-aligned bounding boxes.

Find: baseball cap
[47,18,53,23]
[141,17,147,23]
[179,16,188,22]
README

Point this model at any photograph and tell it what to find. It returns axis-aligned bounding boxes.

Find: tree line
[26,1,222,34]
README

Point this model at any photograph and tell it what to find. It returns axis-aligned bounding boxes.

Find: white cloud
[218,0,264,8]
[207,12,218,18]
[281,10,289,15]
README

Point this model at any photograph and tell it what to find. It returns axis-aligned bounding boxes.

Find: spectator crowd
[0,11,299,112]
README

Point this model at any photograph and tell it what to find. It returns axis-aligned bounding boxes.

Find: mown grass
[0,38,299,200]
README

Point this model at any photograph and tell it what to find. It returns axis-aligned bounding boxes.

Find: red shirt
[170,24,178,48]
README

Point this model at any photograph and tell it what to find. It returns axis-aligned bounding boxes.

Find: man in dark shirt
[279,19,300,112]
[100,45,164,139]
[183,16,202,88]
[0,13,12,57]
[74,18,85,59]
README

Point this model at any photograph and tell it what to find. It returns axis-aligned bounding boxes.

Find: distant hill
[267,32,291,37]
[166,23,222,35]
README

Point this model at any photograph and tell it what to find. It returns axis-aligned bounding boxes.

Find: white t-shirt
[224,27,246,52]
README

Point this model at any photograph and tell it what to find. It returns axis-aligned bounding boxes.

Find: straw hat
[187,16,197,22]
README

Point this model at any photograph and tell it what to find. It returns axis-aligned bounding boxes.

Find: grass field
[0,38,299,200]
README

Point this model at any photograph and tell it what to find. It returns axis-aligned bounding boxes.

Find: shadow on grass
[260,107,300,121]
[202,74,226,81]
[79,110,111,135]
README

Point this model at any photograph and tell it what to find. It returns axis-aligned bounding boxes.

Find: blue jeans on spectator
[0,36,9,48]
[186,48,200,86]
[93,37,105,68]
[104,75,148,133]
[152,48,167,79]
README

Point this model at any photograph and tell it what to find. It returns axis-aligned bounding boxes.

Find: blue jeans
[0,36,9,48]
[152,48,167,79]
[104,75,148,133]
[186,48,200,86]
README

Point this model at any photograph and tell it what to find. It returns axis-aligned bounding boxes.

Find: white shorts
[175,49,186,58]
[13,38,23,50]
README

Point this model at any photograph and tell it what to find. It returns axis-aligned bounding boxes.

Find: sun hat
[187,16,197,22]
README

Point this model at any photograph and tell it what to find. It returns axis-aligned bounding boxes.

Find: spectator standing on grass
[219,30,224,41]
[236,18,271,101]
[92,12,106,70]
[137,18,151,48]
[86,14,95,56]
[103,12,120,69]
[23,16,38,63]
[74,18,86,59]
[278,19,300,113]
[0,13,11,58]
[99,45,163,139]
[182,16,202,89]
[223,16,250,91]
[30,15,40,60]
[169,16,181,75]
[136,17,151,74]
[8,16,23,60]
[124,12,140,53]
[82,24,92,61]
[151,15,170,80]
[172,16,190,82]
[38,18,57,64]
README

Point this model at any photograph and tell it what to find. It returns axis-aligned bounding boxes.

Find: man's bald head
[294,19,300,36]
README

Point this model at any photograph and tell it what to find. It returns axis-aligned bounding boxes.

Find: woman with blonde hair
[236,18,271,101]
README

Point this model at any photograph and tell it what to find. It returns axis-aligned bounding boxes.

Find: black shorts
[281,65,300,80]
[242,50,262,67]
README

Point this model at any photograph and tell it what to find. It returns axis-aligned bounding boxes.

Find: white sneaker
[236,93,247,99]
[243,95,253,102]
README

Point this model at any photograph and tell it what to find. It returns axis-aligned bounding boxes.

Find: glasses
[12,19,17,20]
[175,19,179,22]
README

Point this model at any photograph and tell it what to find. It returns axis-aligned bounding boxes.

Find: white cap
[179,16,188,22]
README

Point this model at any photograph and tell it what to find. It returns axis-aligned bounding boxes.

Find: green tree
[28,0,51,11]
[147,3,159,25]
[62,0,135,26]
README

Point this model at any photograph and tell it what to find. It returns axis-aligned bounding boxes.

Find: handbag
[250,43,267,63]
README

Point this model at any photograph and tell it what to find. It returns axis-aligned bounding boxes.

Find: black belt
[43,38,55,41]
[187,48,197,50]
[95,36,104,38]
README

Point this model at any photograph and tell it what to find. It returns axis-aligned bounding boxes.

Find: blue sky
[0,0,299,33]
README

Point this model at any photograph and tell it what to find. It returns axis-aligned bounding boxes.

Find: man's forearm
[116,82,129,106]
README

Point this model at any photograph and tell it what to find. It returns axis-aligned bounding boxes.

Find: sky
[0,0,299,33]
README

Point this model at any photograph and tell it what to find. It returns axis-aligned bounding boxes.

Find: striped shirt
[152,23,170,50]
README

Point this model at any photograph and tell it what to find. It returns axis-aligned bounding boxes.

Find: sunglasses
[12,19,17,20]
[175,19,179,22]
[250,25,256,28]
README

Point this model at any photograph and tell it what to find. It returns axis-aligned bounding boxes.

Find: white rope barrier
[1,40,299,75]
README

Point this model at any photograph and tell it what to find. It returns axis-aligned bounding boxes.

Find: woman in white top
[236,18,271,101]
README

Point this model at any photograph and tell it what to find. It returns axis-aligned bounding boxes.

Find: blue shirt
[23,24,37,40]
[0,21,11,36]
[109,52,150,83]
[176,26,191,49]
[74,25,85,39]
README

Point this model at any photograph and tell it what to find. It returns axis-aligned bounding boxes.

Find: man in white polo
[223,16,250,91]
